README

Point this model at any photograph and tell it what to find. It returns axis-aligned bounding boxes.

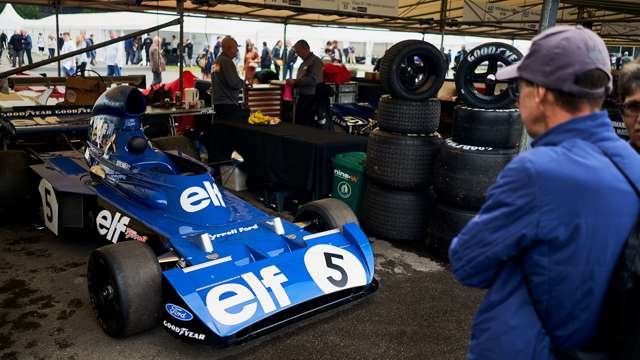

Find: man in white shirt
[60,32,76,77]
[104,31,122,76]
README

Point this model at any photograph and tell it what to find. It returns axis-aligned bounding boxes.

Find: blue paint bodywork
[36,86,376,344]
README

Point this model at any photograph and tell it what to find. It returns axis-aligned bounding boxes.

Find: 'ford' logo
[165,303,193,321]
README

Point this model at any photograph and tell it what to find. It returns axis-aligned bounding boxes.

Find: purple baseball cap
[497,25,612,98]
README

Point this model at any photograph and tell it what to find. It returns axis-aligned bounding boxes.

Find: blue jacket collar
[531,111,614,148]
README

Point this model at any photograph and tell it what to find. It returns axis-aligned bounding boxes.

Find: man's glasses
[622,100,640,118]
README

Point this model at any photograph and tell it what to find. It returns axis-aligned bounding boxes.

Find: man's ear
[534,85,547,107]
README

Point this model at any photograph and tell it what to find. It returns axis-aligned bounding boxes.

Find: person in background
[74,34,89,76]
[618,59,640,153]
[272,40,283,78]
[134,36,143,65]
[621,51,633,67]
[286,39,322,127]
[200,45,214,80]
[284,40,297,80]
[124,36,133,65]
[184,38,194,67]
[324,41,332,56]
[170,35,178,55]
[0,31,6,65]
[453,44,467,70]
[60,32,76,77]
[21,30,32,65]
[86,34,96,66]
[450,26,640,359]
[142,34,152,66]
[260,41,272,71]
[9,30,24,68]
[57,33,63,51]
[331,40,342,64]
[213,36,222,59]
[149,36,165,86]
[348,45,356,64]
[46,33,56,59]
[36,32,44,56]
[244,40,260,84]
[321,48,333,63]
[213,36,248,121]
[105,31,122,76]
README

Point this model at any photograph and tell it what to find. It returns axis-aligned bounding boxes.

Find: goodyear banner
[463,0,540,31]
[264,0,398,17]
[265,0,338,11]
[601,23,640,36]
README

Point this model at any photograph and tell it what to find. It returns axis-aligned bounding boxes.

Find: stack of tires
[428,43,524,258]
[362,40,446,242]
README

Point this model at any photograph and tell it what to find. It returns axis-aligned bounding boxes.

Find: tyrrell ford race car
[30,86,377,344]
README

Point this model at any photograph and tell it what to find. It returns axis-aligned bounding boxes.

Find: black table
[208,120,367,199]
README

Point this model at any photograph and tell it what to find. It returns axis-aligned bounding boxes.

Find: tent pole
[178,0,184,104]
[55,0,61,76]
[439,0,448,50]
[539,0,559,31]
[282,20,288,80]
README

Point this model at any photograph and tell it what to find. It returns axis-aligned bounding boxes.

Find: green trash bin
[332,152,367,216]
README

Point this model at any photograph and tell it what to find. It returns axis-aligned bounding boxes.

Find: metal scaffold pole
[55,0,61,76]
[178,0,185,104]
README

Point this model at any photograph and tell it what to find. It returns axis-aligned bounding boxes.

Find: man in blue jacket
[450,25,640,360]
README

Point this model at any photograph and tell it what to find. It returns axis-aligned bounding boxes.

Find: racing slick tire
[362,183,430,242]
[455,42,522,109]
[434,139,517,210]
[151,135,200,161]
[294,198,358,232]
[452,106,522,148]
[377,95,441,134]
[366,128,442,189]
[0,150,32,211]
[427,202,476,259]
[379,40,446,101]
[87,240,162,338]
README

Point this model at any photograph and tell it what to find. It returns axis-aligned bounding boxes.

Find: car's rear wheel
[294,198,358,233]
[87,240,162,337]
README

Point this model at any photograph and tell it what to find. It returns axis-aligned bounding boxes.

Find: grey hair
[618,60,640,100]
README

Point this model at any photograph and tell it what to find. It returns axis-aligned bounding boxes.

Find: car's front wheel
[87,240,162,337]
[294,198,358,233]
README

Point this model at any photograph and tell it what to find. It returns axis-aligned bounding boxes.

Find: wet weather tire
[428,202,476,259]
[151,135,200,160]
[455,42,522,109]
[295,198,359,232]
[452,106,522,148]
[363,183,430,242]
[379,40,446,101]
[87,241,162,338]
[366,128,442,189]
[434,139,517,210]
[377,95,441,134]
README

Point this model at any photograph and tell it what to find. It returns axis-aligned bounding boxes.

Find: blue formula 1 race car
[30,86,377,345]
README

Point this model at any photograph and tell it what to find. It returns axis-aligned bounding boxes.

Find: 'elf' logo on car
[96,210,130,243]
[205,265,290,326]
[180,181,226,213]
